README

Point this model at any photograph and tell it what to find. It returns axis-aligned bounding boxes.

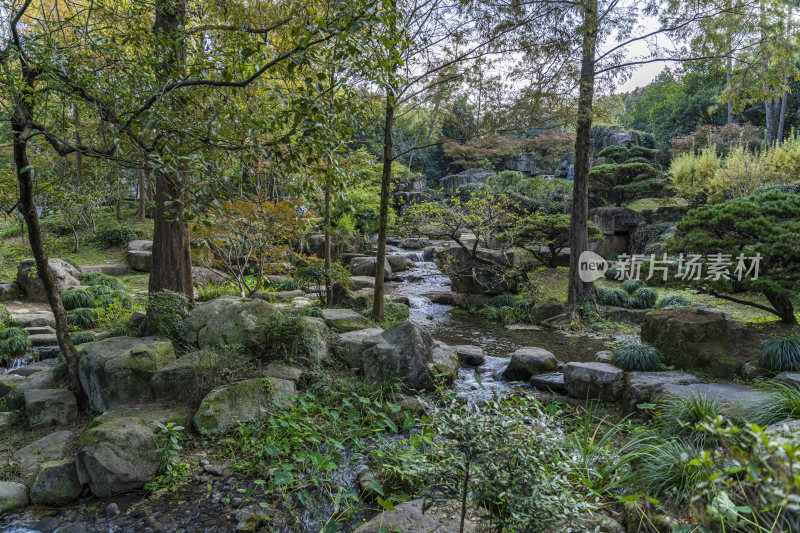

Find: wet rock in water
[337,328,383,368]
[77,417,159,497]
[78,336,176,412]
[454,345,485,366]
[24,389,78,428]
[30,459,83,505]
[502,347,558,382]
[564,362,624,401]
[390,294,411,306]
[348,256,392,279]
[353,499,478,533]
[423,291,455,305]
[0,481,29,514]
[193,377,296,434]
[529,372,565,393]
[621,371,701,413]
[387,254,410,272]
[12,430,74,476]
[321,308,371,332]
[17,258,81,301]
[362,321,457,391]
[264,363,303,383]
[183,297,278,354]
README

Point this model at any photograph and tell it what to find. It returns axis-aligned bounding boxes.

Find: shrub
[196,282,239,302]
[758,334,800,372]
[0,327,27,340]
[95,290,133,310]
[70,331,96,345]
[61,288,96,311]
[744,381,800,426]
[604,266,621,280]
[274,278,302,292]
[598,287,629,307]
[638,439,703,502]
[611,342,662,371]
[296,261,351,303]
[63,258,80,270]
[0,303,10,326]
[621,279,645,293]
[95,224,145,248]
[67,307,99,329]
[0,327,32,362]
[658,294,692,309]
[141,291,189,341]
[627,287,658,309]
[660,394,725,448]
[261,313,317,364]
[79,272,124,291]
[669,146,720,203]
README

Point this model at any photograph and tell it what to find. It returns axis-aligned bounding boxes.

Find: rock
[91,404,192,433]
[28,333,58,346]
[128,240,153,251]
[253,290,305,303]
[24,326,55,335]
[30,459,83,505]
[357,470,380,500]
[362,321,455,391]
[0,281,22,302]
[126,250,152,272]
[17,258,81,301]
[150,353,207,403]
[738,362,770,381]
[621,371,702,413]
[775,372,800,388]
[9,358,58,377]
[529,372,565,393]
[80,264,131,277]
[530,299,567,324]
[564,362,624,401]
[321,308,371,332]
[0,412,13,429]
[302,317,332,363]
[431,341,459,384]
[103,502,121,518]
[454,345,485,366]
[403,237,431,250]
[423,291,455,305]
[350,276,376,290]
[765,418,800,437]
[603,306,650,324]
[641,305,749,378]
[192,266,228,286]
[348,256,392,279]
[193,377,296,434]
[502,347,558,382]
[386,255,410,272]
[77,417,159,497]
[434,245,515,295]
[25,389,78,427]
[78,336,176,412]
[234,507,264,533]
[12,430,74,476]
[264,363,303,383]
[353,499,478,533]
[5,370,54,410]
[502,151,542,175]
[0,482,29,514]
[128,310,146,330]
[392,394,429,414]
[183,297,278,355]
[658,383,767,409]
[390,295,411,306]
[596,351,613,364]
[0,374,28,396]
[440,168,495,196]
[12,310,55,329]
[336,328,384,368]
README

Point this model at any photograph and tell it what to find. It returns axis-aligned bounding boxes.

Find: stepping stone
[12,430,74,476]
[502,347,558,382]
[321,308,371,332]
[658,382,768,408]
[80,264,130,277]
[12,311,55,329]
[454,345,485,366]
[621,371,702,413]
[564,362,624,401]
[529,372,565,393]
[29,333,58,347]
[24,389,78,428]
[11,359,58,377]
[24,326,55,336]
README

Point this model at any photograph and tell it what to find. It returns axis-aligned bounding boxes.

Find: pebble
[103,503,121,518]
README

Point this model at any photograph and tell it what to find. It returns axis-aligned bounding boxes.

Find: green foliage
[604,266,621,281]
[621,279,644,293]
[0,327,26,340]
[260,313,321,364]
[758,334,800,372]
[67,307,100,329]
[510,214,603,267]
[195,282,239,302]
[182,346,255,402]
[94,224,146,248]
[70,331,96,345]
[79,272,124,291]
[145,423,189,494]
[657,294,693,309]
[590,145,672,206]
[62,258,80,270]
[274,278,303,292]
[744,381,800,426]
[611,343,663,371]
[141,291,189,341]
[95,290,133,310]
[485,172,573,214]
[0,326,32,363]
[296,260,351,303]
[659,395,725,448]
[669,146,720,204]
[472,294,538,325]
[628,287,658,309]
[637,439,703,502]
[0,303,10,327]
[61,288,96,311]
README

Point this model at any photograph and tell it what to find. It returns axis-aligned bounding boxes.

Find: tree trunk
[567,0,599,308]
[74,105,83,180]
[139,162,148,221]
[149,0,193,299]
[372,82,396,320]
[12,75,86,408]
[324,178,333,305]
[765,289,796,325]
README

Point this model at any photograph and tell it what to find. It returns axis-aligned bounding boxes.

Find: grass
[758,334,800,372]
[659,395,726,448]
[637,438,702,502]
[611,342,663,371]
[744,380,800,426]
[625,197,688,213]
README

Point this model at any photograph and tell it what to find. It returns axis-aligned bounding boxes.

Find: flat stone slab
[127,240,153,251]
[126,250,151,272]
[28,333,58,347]
[321,308,371,332]
[264,363,303,383]
[24,326,55,336]
[529,372,565,393]
[350,276,376,290]
[81,264,131,277]
[12,311,55,329]
[454,345,485,366]
[564,362,624,401]
[659,382,768,407]
[621,371,702,412]
[12,430,74,476]
[91,403,193,433]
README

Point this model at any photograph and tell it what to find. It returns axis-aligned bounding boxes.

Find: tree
[511,214,603,268]
[589,145,674,206]
[668,188,800,324]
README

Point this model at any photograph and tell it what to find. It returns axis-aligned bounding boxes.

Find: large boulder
[192,266,228,286]
[0,282,21,302]
[12,430,74,476]
[321,308,372,332]
[502,347,558,382]
[621,371,702,413]
[435,245,515,295]
[354,499,478,533]
[77,417,159,497]
[454,345,485,366]
[502,152,542,175]
[589,207,646,258]
[193,377,296,434]
[30,459,83,505]
[0,482,29,514]
[641,305,749,378]
[126,250,151,272]
[150,352,206,403]
[564,362,624,401]
[337,328,384,368]
[439,168,495,196]
[78,336,176,412]
[348,256,392,279]
[24,389,78,428]
[386,255,411,272]
[183,297,278,355]
[17,258,81,301]
[362,321,457,391]
[530,299,567,325]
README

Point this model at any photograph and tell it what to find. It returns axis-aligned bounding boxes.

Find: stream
[2,248,611,533]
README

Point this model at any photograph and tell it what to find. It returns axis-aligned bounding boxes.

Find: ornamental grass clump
[758,334,800,372]
[610,342,662,371]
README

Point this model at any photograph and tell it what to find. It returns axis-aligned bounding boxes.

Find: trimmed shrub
[604,266,621,281]
[758,334,800,372]
[0,334,32,362]
[627,287,658,309]
[67,307,99,329]
[141,291,189,341]
[598,287,629,307]
[657,294,692,309]
[61,288,96,311]
[79,272,124,291]
[70,331,96,345]
[611,342,662,371]
[261,313,314,364]
[622,279,645,294]
[95,290,133,310]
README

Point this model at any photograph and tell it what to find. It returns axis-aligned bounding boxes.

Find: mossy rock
[30,459,82,505]
[90,404,193,433]
[321,308,371,333]
[182,297,278,355]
